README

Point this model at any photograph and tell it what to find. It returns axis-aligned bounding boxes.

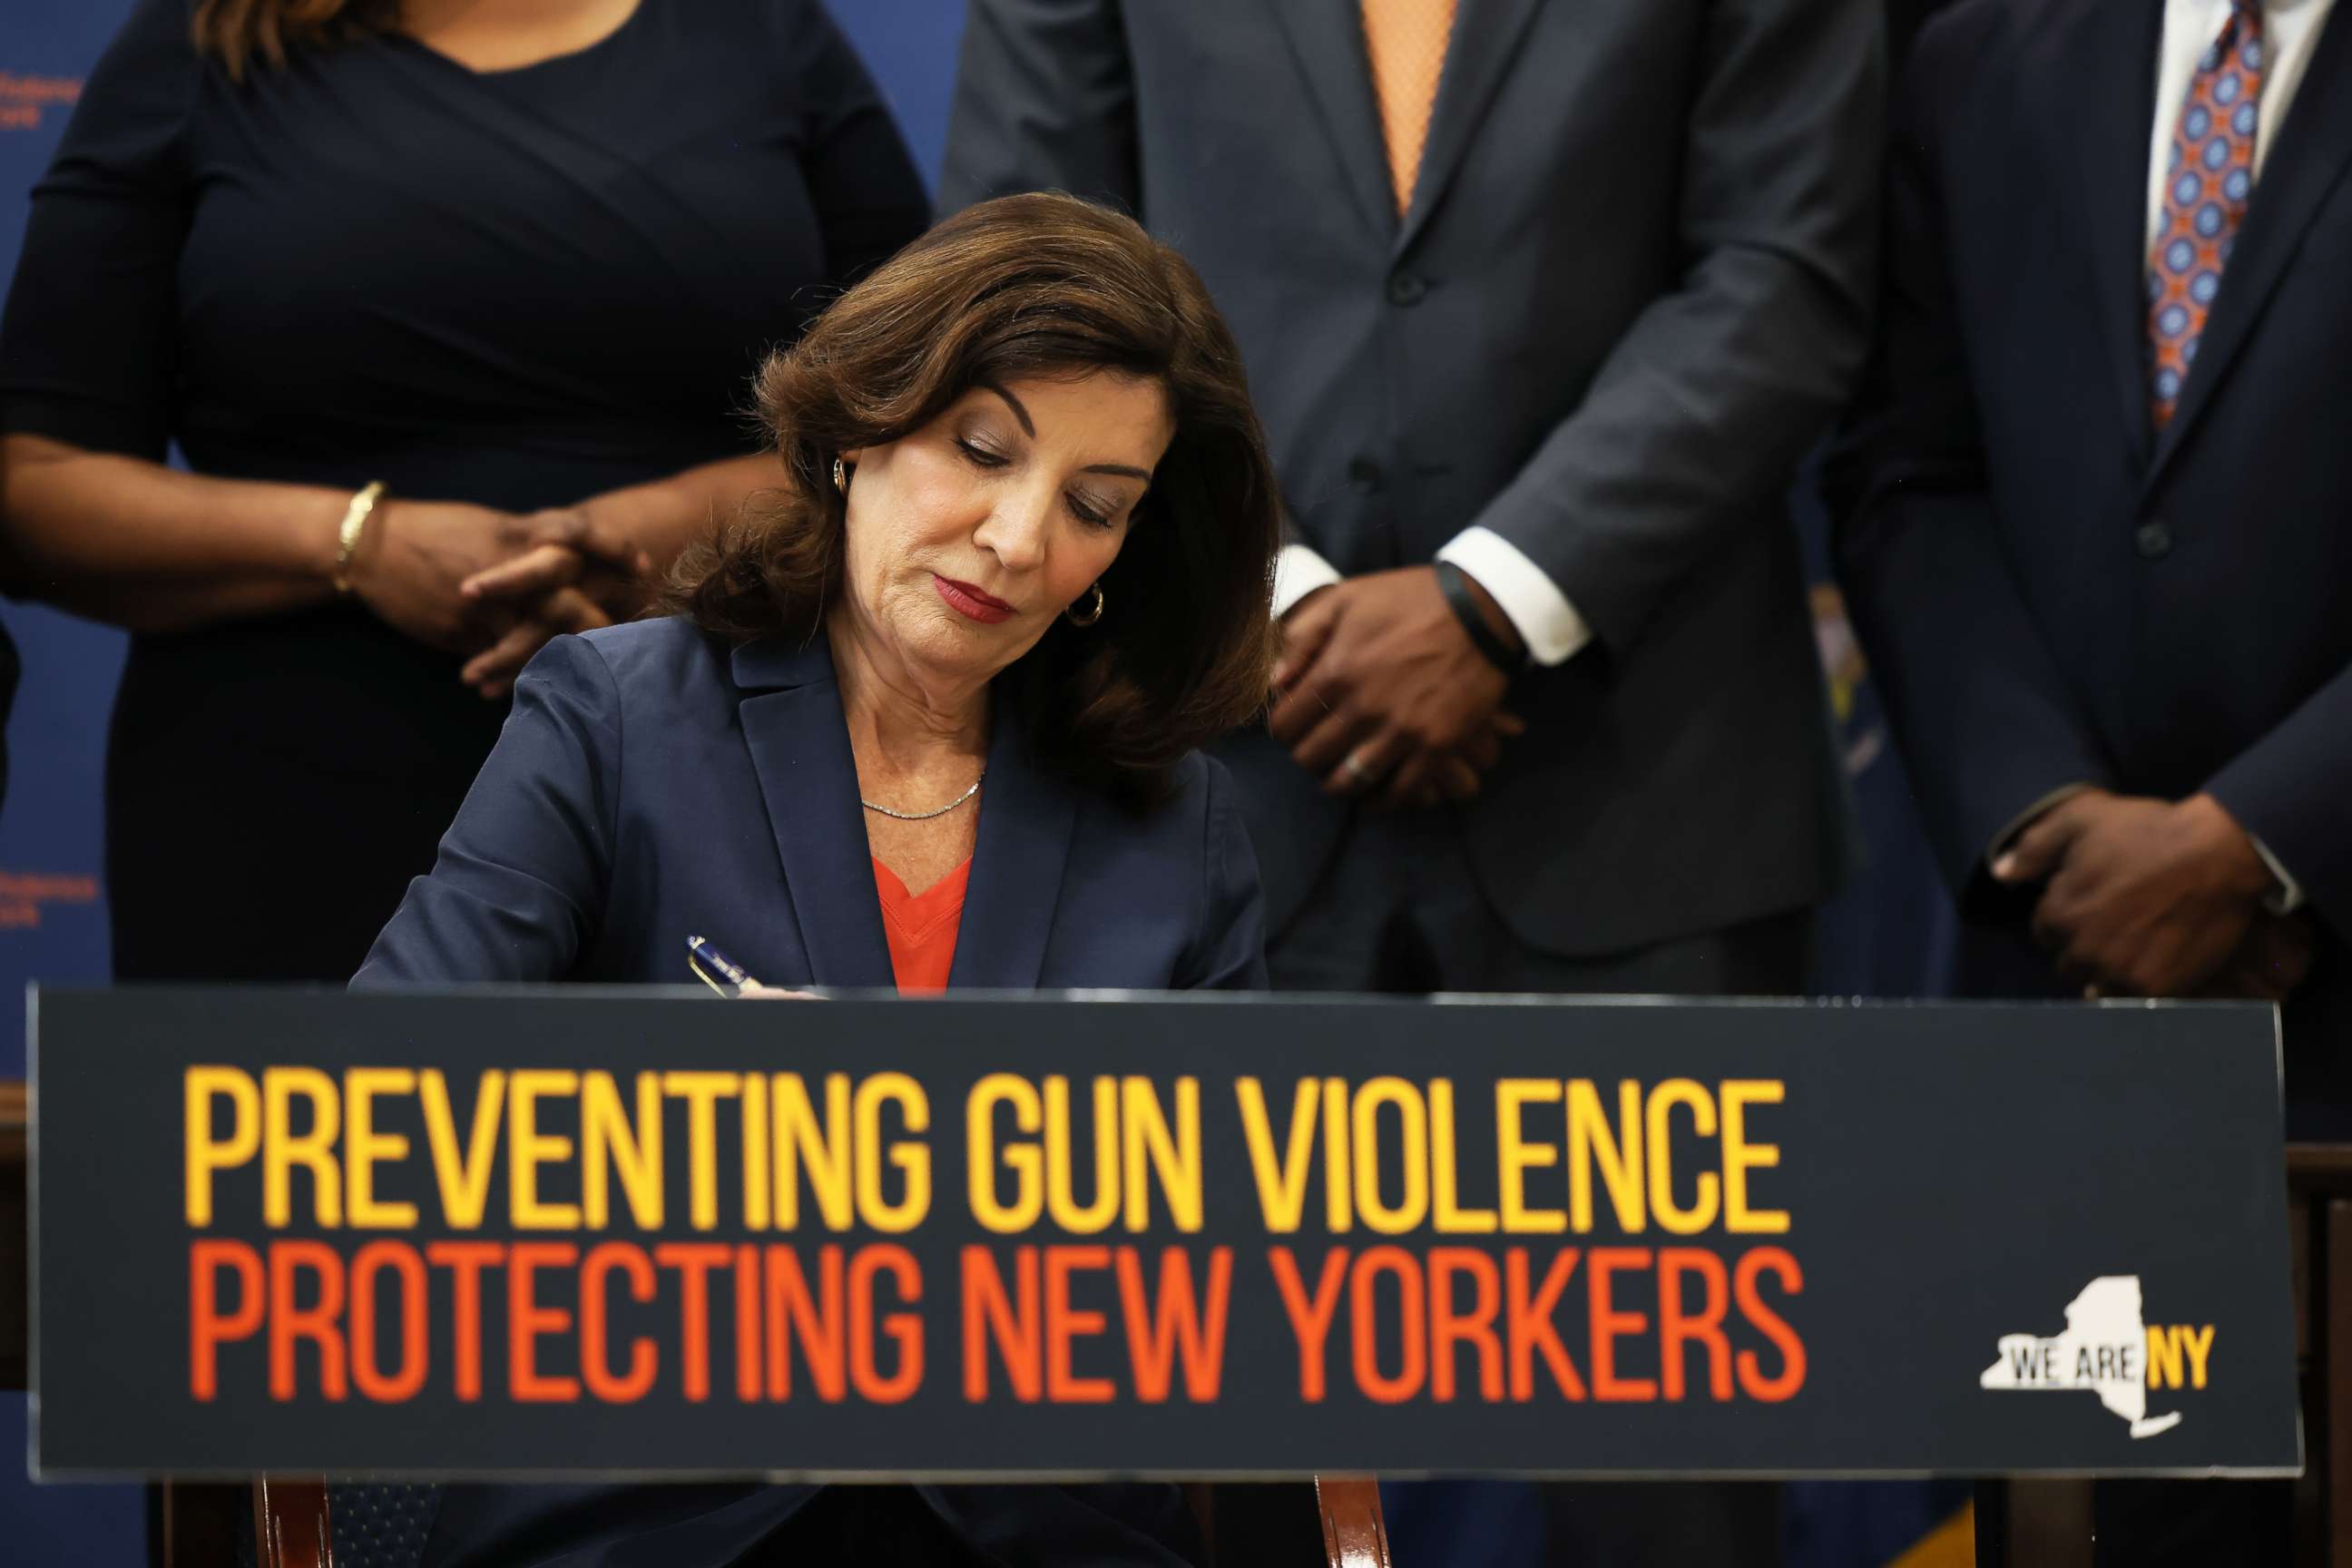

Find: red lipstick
[935,574,1014,624]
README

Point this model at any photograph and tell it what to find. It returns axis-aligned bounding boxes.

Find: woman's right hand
[343,499,647,654]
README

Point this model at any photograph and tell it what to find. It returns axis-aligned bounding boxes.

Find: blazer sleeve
[1172,758,1269,991]
[1466,0,1884,657]
[352,636,621,987]
[2206,668,2352,941]
[935,0,1141,217]
[1826,26,2116,915]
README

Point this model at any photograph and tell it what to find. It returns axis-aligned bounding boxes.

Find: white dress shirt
[1272,529,1592,665]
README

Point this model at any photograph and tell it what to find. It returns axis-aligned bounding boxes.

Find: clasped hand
[1992,788,2308,1001]
[1269,564,1521,808]
[345,499,654,700]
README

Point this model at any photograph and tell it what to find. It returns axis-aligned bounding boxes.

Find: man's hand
[1993,789,2278,997]
[1269,564,1515,808]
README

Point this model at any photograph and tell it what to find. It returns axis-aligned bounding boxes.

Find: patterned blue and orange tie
[2148,0,2268,428]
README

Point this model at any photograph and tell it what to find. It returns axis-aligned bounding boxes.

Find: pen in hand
[686,936,817,1000]
[687,935,755,996]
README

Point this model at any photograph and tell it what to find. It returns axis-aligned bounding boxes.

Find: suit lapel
[946,681,1078,992]
[2148,0,2352,485]
[731,637,896,991]
[1271,0,1398,241]
[2043,0,2164,468]
[1395,0,1544,257]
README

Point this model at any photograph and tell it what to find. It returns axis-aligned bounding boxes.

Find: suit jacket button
[1347,458,1385,493]
[1387,271,1428,307]
[2136,520,2173,559]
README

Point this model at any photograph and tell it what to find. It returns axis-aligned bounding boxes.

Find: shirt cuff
[1985,781,2099,868]
[1435,526,1593,666]
[2248,834,2307,916]
[1272,544,1343,618]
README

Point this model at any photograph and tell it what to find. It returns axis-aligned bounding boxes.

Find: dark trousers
[1269,811,1806,1568]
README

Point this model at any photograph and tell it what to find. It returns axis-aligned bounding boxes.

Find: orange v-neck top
[870,857,971,994]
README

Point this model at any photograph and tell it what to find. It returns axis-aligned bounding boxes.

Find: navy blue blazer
[355,615,1262,1567]
[1831,0,2352,1103]
[358,615,1266,995]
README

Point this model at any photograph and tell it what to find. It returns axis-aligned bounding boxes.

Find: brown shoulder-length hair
[670,191,1282,806]
[191,0,396,79]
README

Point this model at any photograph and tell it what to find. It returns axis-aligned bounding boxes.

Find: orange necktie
[1361,0,1459,215]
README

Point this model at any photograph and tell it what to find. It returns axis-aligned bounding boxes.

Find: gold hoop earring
[1065,582,1105,627]
[831,457,848,495]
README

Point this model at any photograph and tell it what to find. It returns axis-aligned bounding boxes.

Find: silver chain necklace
[859,772,985,821]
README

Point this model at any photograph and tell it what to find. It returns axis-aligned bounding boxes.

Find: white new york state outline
[1979,1275,2184,1439]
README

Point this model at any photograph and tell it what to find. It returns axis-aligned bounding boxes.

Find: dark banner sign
[31,989,2298,1478]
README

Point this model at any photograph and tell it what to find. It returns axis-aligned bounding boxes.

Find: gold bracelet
[332,480,387,594]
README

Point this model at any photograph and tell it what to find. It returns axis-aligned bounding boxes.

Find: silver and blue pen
[685,935,756,996]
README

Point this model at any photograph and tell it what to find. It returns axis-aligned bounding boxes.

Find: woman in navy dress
[0,0,928,981]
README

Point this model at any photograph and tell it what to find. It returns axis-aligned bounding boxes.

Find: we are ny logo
[1979,1276,2213,1438]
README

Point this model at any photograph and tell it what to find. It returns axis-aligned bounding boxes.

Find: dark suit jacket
[940,0,1882,956]
[355,614,1261,1566]
[1832,0,2352,1105]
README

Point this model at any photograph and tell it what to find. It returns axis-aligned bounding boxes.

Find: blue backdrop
[0,3,1958,1560]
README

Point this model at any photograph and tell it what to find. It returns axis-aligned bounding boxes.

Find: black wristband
[1435,560,1524,673]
